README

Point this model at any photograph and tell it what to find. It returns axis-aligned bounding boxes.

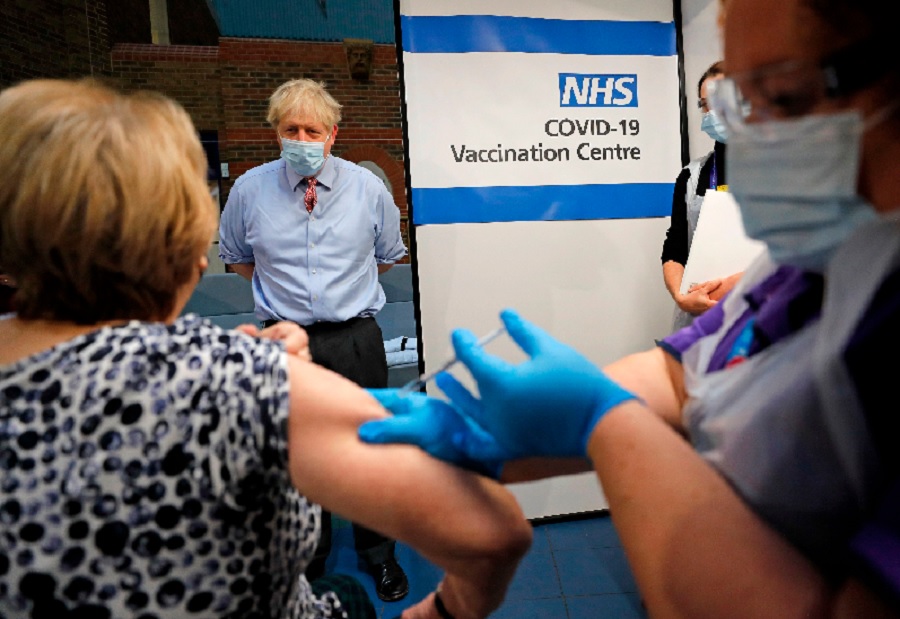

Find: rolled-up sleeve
[373,183,407,264]
[219,182,254,265]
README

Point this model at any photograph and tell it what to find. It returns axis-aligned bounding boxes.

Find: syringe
[396,326,506,396]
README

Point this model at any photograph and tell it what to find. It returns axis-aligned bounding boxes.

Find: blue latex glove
[360,308,638,465]
[444,308,637,458]
[361,387,506,478]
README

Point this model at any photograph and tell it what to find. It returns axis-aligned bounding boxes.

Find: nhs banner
[559,74,639,108]
[400,0,682,224]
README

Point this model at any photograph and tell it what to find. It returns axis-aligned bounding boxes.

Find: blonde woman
[0,79,531,619]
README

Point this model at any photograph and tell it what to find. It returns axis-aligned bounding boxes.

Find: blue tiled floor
[327,512,648,619]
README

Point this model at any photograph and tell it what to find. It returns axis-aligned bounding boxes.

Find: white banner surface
[401,0,682,224]
[400,0,683,518]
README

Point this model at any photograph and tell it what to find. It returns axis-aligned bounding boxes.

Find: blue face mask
[281,135,329,177]
[728,110,876,272]
[701,111,730,143]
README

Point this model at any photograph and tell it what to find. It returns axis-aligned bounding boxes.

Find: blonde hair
[0,79,215,323]
[266,78,343,130]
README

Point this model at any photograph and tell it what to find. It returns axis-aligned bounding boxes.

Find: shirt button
[310,243,315,248]
[313,295,318,301]
[312,269,317,274]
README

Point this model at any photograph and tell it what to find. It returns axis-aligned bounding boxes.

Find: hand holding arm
[685,271,743,304]
[676,285,718,315]
[362,309,638,462]
[686,278,723,296]
[287,358,531,619]
[364,387,505,478]
[664,261,718,315]
[707,271,743,301]
[446,308,638,458]
[234,321,311,361]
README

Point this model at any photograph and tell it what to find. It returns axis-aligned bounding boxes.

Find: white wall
[415,218,675,518]
[416,220,675,378]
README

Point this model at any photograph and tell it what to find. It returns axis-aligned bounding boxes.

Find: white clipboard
[680,191,767,294]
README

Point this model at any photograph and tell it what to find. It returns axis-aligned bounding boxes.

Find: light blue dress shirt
[219,156,407,325]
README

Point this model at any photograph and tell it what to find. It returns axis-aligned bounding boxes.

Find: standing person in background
[362,0,900,614]
[218,78,410,601]
[0,78,531,619]
[661,61,742,332]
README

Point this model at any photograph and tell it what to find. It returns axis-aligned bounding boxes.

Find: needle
[396,326,506,396]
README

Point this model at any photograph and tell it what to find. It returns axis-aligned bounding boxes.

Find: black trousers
[264,316,395,573]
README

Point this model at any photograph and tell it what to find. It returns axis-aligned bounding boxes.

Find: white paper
[680,191,767,294]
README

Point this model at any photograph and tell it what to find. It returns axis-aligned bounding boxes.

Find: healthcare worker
[360,0,900,615]
[661,60,741,332]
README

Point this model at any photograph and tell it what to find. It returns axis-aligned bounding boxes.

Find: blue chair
[181,273,258,330]
[376,264,420,388]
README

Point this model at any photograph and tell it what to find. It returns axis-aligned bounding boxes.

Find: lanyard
[709,152,718,190]
[724,317,755,368]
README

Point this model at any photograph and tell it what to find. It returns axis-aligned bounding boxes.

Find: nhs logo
[559,73,638,107]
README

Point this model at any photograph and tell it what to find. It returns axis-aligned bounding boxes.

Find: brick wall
[218,37,409,253]
[0,0,109,88]
[218,38,404,179]
[109,44,223,133]
[1,13,410,256]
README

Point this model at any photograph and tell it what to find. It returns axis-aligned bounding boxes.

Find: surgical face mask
[701,110,729,143]
[280,135,329,177]
[727,110,877,272]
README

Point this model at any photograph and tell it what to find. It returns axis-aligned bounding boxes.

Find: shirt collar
[283,155,336,191]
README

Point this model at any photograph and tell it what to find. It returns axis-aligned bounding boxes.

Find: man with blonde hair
[219,78,409,601]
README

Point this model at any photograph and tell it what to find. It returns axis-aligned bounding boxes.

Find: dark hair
[698,61,724,97]
[805,0,896,95]
[807,0,879,38]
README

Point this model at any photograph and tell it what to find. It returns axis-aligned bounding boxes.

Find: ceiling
[206,0,396,43]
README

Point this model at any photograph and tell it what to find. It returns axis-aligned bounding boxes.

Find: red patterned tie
[304,177,317,213]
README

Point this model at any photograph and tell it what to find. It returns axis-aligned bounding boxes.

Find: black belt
[262,315,371,335]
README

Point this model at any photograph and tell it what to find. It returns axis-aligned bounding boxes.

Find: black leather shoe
[370,558,409,602]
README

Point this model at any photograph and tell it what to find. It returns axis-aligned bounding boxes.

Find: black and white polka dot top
[0,315,346,619]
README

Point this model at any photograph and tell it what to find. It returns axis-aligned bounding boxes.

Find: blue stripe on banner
[401,15,676,56]
[411,184,673,225]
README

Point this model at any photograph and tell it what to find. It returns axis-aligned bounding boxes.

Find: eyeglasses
[697,98,708,111]
[707,37,889,131]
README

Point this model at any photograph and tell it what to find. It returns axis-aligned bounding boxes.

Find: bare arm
[285,357,532,619]
[663,259,686,301]
[229,263,254,281]
[604,347,687,431]
[378,263,393,274]
[588,401,899,619]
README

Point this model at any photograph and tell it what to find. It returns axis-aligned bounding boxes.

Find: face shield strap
[822,38,891,98]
